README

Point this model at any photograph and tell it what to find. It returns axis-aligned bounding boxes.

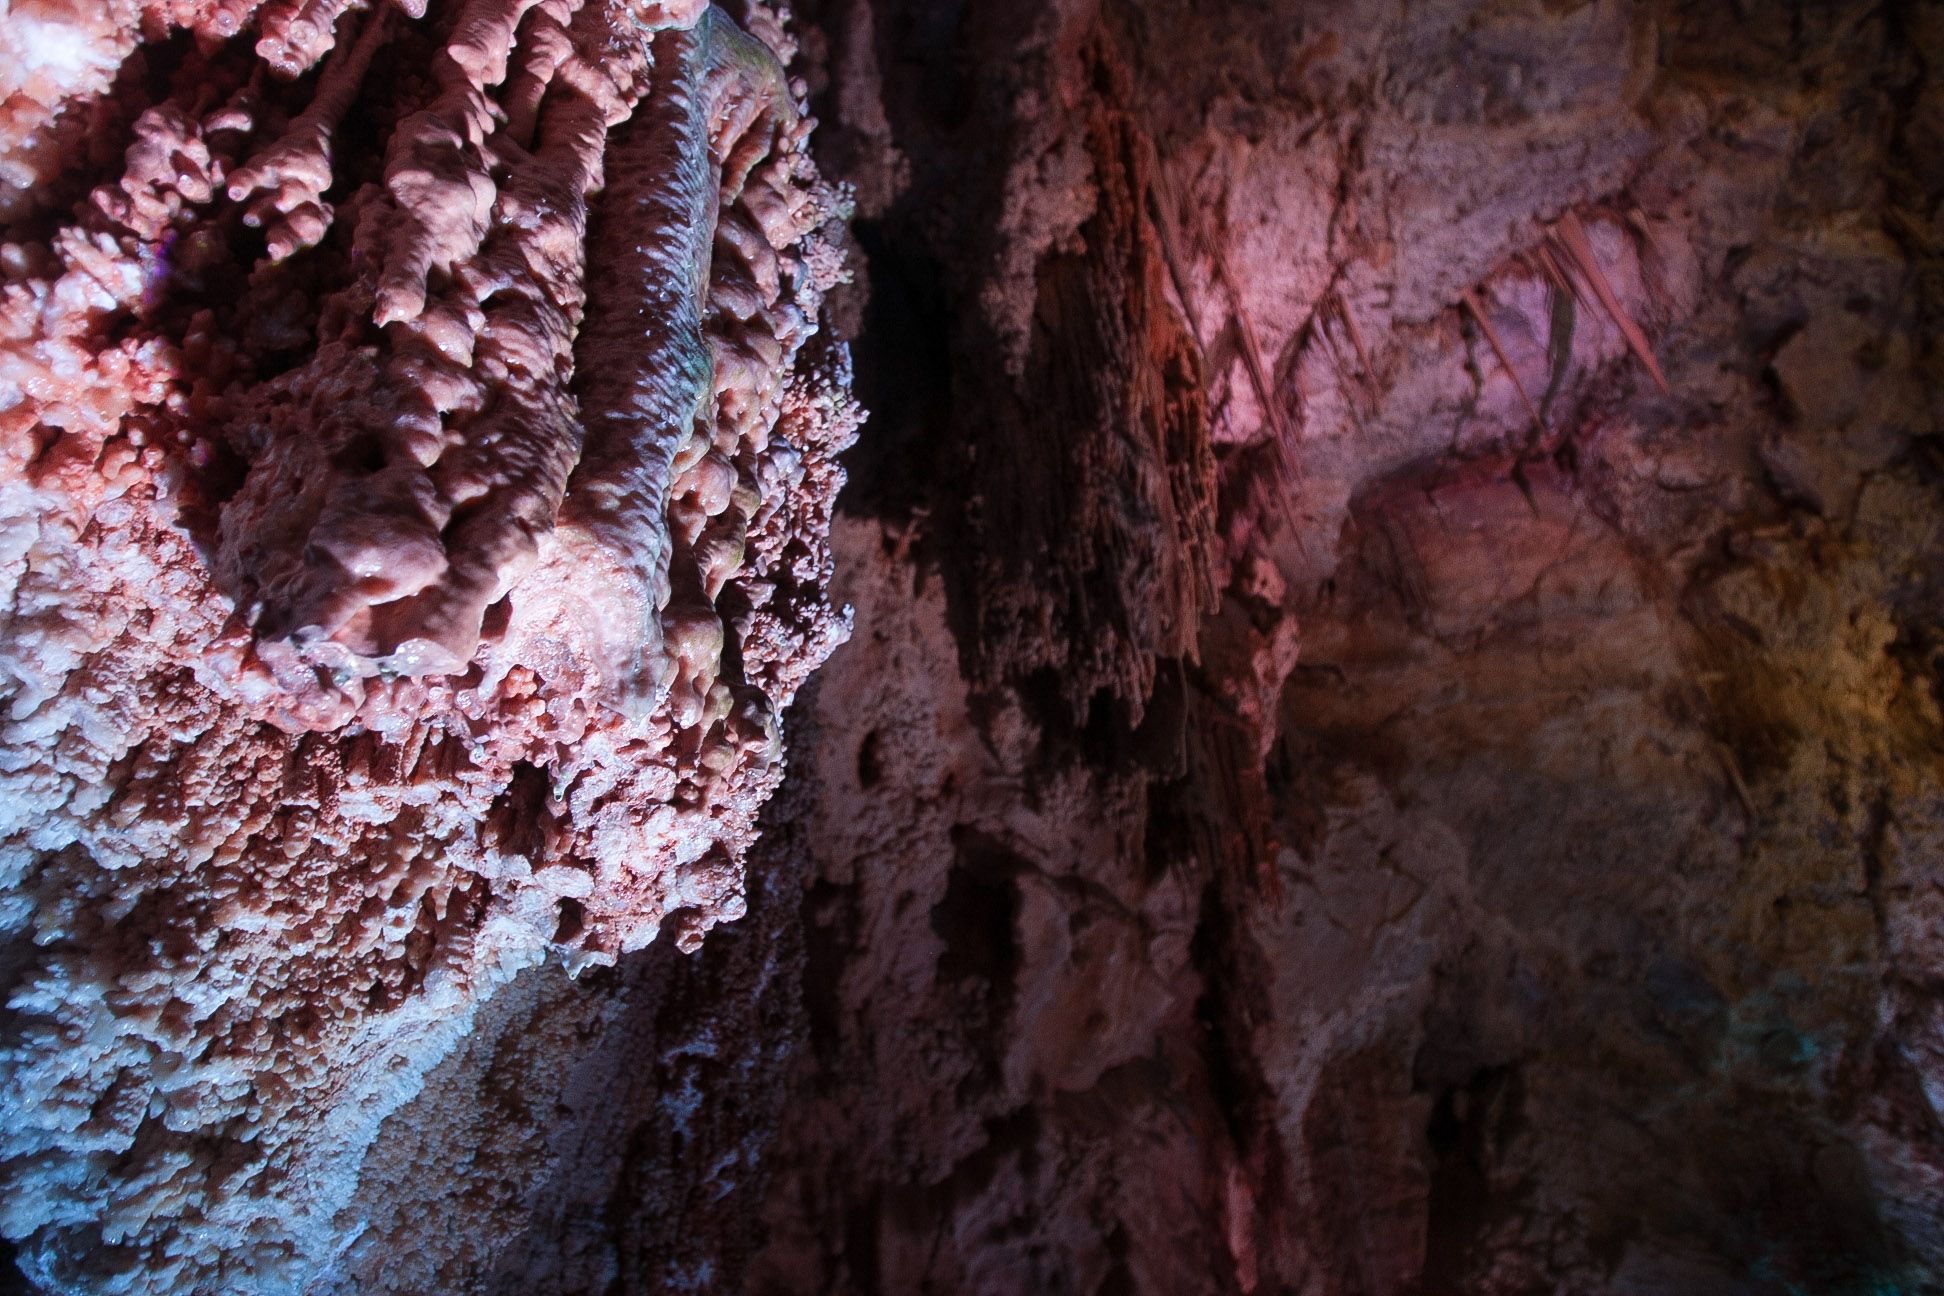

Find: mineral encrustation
[5,1,1944,1295]
[0,1,855,1289]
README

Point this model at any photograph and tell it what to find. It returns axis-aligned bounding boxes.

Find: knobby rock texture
[0,0,855,1290]
[3,1,1944,1295]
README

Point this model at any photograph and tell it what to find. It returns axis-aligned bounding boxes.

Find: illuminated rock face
[0,2,854,1290]
[5,0,1944,1294]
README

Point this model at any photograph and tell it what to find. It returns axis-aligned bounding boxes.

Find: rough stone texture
[733,0,1944,1293]
[0,1,854,1291]
[4,0,1943,1294]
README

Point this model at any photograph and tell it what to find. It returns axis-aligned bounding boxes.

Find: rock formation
[738,3,1944,1292]
[0,1,854,1290]
[3,0,1942,1294]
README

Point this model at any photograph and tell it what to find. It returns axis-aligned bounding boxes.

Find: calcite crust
[0,1,856,1289]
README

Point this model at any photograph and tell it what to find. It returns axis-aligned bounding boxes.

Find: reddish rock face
[735,2,1944,1293]
[4,1,1943,1294]
[0,1,853,1289]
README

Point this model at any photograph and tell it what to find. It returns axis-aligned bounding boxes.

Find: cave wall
[749,0,1944,1291]
[3,0,1943,1294]
[0,2,853,1291]
[348,2,1944,1293]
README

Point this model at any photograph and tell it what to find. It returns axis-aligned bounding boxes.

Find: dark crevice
[836,218,957,523]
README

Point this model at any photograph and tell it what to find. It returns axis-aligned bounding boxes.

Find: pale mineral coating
[0,0,856,1291]
[338,2,1938,1294]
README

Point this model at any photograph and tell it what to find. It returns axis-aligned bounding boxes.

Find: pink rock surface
[5,1,1943,1294]
[0,2,854,1289]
